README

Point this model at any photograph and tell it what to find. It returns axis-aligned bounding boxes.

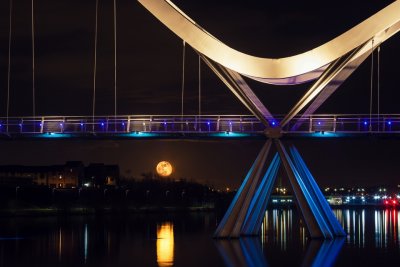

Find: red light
[385,200,389,204]
[393,200,397,205]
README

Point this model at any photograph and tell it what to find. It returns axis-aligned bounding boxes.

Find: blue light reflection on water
[0,209,399,266]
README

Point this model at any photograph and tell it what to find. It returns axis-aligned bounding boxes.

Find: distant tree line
[0,175,235,213]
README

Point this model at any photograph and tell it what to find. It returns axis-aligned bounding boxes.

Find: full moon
[156,161,173,177]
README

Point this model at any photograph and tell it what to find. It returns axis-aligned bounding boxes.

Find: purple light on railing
[317,121,321,125]
[80,123,84,126]
[229,121,232,125]
[363,121,368,126]
[39,123,42,127]
[0,124,2,127]
[164,122,167,126]
[271,121,276,126]
[207,121,210,126]
[388,121,392,125]
[122,122,125,126]
[101,122,104,126]
[59,123,63,127]
[19,124,22,127]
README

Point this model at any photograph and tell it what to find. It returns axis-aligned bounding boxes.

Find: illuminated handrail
[0,114,400,135]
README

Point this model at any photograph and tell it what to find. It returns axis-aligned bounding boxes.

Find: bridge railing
[282,114,400,133]
[0,114,399,135]
[0,115,264,134]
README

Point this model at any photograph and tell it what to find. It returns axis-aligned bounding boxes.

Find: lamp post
[146,190,150,203]
[103,188,108,199]
[15,186,20,200]
[52,188,56,203]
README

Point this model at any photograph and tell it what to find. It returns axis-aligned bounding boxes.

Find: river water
[0,208,399,267]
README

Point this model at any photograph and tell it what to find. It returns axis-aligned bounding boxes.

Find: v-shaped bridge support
[214,139,345,239]
[137,0,396,241]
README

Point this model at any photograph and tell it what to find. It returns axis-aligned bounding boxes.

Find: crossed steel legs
[214,139,345,239]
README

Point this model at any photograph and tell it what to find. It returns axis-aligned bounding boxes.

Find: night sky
[0,0,400,189]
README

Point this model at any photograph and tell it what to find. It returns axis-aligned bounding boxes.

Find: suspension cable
[377,46,381,131]
[114,0,117,126]
[92,0,99,132]
[181,41,186,129]
[198,55,201,118]
[369,39,374,132]
[7,0,13,133]
[32,0,36,119]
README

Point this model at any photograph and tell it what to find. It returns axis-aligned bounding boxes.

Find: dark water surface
[0,208,399,267]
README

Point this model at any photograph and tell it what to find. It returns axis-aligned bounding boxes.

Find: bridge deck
[1,114,400,139]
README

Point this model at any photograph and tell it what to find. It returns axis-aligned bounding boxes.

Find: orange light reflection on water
[156,222,174,267]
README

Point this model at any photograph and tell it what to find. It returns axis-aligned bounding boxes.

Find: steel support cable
[181,41,186,130]
[114,0,117,129]
[32,0,36,120]
[198,55,201,119]
[377,46,381,131]
[92,0,99,132]
[7,0,13,133]
[369,39,374,132]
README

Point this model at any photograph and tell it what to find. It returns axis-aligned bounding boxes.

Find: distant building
[0,161,84,188]
[0,168,33,186]
[0,161,118,188]
[84,163,119,187]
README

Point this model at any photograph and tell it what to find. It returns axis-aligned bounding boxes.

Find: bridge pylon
[137,0,398,239]
[214,139,345,239]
